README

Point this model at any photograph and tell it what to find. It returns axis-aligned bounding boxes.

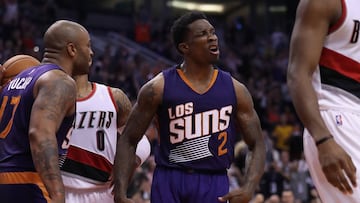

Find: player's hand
[218,187,253,203]
[112,179,134,203]
[317,138,357,194]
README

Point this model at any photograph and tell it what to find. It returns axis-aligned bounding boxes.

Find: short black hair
[170,11,208,54]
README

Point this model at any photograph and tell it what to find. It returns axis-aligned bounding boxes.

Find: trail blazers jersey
[156,66,238,171]
[314,0,360,109]
[61,83,118,184]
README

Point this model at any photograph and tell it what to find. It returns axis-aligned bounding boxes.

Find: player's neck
[76,79,93,99]
[180,62,214,80]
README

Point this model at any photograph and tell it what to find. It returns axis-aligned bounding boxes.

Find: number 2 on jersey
[218,131,228,156]
[0,96,21,139]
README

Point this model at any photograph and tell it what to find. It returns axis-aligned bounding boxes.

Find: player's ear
[178,42,189,54]
[66,42,77,57]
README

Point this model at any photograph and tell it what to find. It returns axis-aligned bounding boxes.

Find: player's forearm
[239,114,265,191]
[30,135,64,201]
[243,133,265,191]
[113,134,137,199]
[287,76,331,139]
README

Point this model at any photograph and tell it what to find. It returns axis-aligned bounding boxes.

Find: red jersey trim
[77,83,97,102]
[329,0,346,34]
[319,48,360,82]
[107,86,119,113]
[66,145,112,173]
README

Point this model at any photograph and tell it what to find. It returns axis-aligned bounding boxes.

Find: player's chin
[209,57,220,65]
[209,54,220,63]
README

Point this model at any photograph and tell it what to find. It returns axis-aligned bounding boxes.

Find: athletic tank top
[156,66,237,171]
[61,83,118,183]
[314,0,360,110]
[0,64,74,172]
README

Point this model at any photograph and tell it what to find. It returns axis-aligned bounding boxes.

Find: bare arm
[233,79,265,192]
[287,0,340,140]
[29,71,76,202]
[113,74,163,202]
[287,0,357,194]
[110,87,132,129]
[110,87,141,167]
[111,86,150,172]
[220,79,265,203]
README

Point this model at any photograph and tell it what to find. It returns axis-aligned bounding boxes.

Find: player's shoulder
[99,83,131,108]
[296,0,341,22]
[137,72,164,105]
[36,68,76,92]
[107,85,128,99]
[42,69,74,84]
[33,69,76,107]
[231,77,243,87]
[140,72,164,98]
[142,71,164,91]
[230,77,250,98]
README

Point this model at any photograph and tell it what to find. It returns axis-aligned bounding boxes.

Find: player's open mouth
[209,45,219,54]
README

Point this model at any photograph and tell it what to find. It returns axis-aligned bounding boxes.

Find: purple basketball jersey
[155,66,237,171]
[0,64,74,173]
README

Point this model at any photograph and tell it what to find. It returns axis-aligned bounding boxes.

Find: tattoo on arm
[29,73,75,198]
[124,81,159,144]
[139,81,157,106]
[111,88,132,127]
[36,76,76,122]
[31,138,64,196]
[32,139,62,180]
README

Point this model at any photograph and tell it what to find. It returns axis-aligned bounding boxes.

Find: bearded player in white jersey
[60,73,151,203]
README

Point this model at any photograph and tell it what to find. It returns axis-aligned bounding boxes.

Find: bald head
[42,20,93,76]
[44,20,87,51]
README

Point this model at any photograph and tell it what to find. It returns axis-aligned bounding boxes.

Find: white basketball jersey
[313,0,360,110]
[61,83,118,185]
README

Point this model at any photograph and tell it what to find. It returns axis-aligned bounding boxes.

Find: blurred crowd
[0,0,322,203]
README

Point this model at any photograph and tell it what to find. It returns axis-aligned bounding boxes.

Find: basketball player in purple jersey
[0,20,93,203]
[112,11,266,203]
